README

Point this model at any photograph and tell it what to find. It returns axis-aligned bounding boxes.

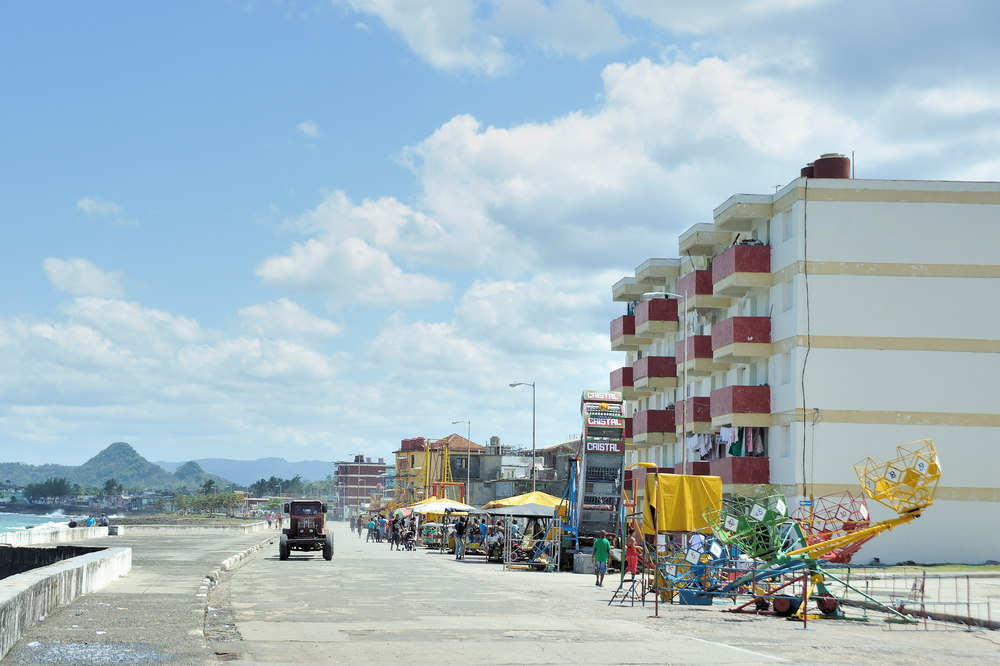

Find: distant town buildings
[332,454,387,518]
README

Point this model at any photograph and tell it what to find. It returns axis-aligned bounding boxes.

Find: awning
[483,502,554,518]
[641,473,722,534]
[481,490,562,509]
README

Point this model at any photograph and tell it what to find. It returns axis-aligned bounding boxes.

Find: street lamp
[642,291,688,473]
[451,419,471,504]
[509,381,536,491]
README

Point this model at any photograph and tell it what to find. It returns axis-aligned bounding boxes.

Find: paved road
[5,524,1000,665]
[213,524,1000,664]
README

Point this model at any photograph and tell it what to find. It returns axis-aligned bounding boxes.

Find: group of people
[350,513,417,550]
[67,513,109,528]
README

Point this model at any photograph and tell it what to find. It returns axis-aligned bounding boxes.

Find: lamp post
[509,381,536,491]
[642,291,688,473]
[451,419,471,504]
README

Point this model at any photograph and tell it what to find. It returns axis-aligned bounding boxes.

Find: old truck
[279,499,334,561]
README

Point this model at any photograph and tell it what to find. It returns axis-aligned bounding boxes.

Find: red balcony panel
[677,335,715,361]
[677,269,715,298]
[610,314,636,340]
[635,297,678,327]
[712,244,771,283]
[710,385,771,418]
[633,408,676,435]
[678,397,711,424]
[711,317,772,349]
[633,356,677,382]
[677,461,712,476]
[624,417,632,439]
[610,366,634,391]
[708,457,770,485]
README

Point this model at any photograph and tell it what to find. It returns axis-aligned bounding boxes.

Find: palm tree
[200,479,217,496]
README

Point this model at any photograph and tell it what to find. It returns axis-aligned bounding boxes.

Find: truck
[279,499,334,561]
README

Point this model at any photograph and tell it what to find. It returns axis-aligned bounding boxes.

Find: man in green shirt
[592,531,612,587]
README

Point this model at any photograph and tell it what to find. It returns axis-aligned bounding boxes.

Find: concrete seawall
[0,521,269,660]
[0,545,132,660]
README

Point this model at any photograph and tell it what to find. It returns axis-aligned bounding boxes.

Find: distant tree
[24,477,75,501]
[103,478,124,496]
[200,479,217,496]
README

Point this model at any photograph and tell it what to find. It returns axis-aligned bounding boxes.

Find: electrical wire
[799,180,812,498]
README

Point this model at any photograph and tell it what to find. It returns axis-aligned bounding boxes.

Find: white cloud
[239,298,343,338]
[76,196,123,217]
[917,88,1000,116]
[490,0,628,58]
[346,0,512,76]
[256,191,453,305]
[401,57,863,274]
[297,120,321,137]
[43,258,126,298]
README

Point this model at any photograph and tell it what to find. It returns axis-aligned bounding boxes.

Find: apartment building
[611,154,1000,563]
[333,454,387,517]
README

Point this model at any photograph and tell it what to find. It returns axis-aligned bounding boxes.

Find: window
[781,210,793,241]
[782,280,793,312]
[782,353,792,385]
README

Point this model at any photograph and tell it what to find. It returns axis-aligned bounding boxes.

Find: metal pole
[531,383,536,492]
[452,420,472,503]
[509,382,537,492]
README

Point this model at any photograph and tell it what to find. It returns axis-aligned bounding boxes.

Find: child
[625,536,639,579]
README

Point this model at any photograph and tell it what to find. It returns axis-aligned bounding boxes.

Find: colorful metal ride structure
[646,439,942,623]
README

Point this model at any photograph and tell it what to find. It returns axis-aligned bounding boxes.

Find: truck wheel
[323,534,333,561]
[279,534,289,560]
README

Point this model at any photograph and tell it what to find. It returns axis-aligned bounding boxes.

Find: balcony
[632,408,677,447]
[708,457,770,486]
[612,276,646,303]
[634,297,679,338]
[713,194,773,232]
[676,335,728,376]
[610,366,646,400]
[633,356,678,391]
[635,257,681,286]
[611,314,652,352]
[678,223,735,256]
[677,270,730,312]
[710,385,772,428]
[675,396,712,435]
[712,316,772,363]
[712,244,772,297]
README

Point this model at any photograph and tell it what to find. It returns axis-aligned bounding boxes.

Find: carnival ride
[641,439,942,623]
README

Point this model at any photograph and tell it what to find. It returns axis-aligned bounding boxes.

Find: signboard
[582,390,623,403]
[586,416,624,428]
[585,440,623,454]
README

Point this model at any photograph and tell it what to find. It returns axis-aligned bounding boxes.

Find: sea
[0,510,73,533]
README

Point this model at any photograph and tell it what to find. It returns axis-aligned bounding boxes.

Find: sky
[2,1,999,467]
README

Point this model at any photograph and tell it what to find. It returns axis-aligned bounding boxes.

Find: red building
[334,454,387,517]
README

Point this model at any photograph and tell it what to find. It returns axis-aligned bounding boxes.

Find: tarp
[641,474,723,534]
[481,491,562,509]
[483,502,554,518]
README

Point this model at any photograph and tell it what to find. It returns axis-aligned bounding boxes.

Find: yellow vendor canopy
[641,474,723,534]
[481,490,562,509]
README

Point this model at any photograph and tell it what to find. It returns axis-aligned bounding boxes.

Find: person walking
[592,531,612,587]
[453,517,467,560]
[366,517,376,542]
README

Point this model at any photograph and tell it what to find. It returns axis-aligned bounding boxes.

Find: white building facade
[611,154,1000,564]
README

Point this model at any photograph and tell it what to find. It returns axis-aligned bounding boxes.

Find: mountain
[155,457,333,485]
[0,442,233,490]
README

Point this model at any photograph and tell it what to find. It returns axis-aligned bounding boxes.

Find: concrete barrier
[0,546,132,660]
[0,521,268,547]
[0,526,110,547]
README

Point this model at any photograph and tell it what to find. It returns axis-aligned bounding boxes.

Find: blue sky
[3,1,999,467]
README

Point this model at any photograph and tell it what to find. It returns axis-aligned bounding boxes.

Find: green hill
[0,442,233,491]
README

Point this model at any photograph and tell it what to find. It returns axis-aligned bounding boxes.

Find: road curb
[198,534,275,598]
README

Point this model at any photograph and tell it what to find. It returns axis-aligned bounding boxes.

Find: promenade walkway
[4,523,1000,664]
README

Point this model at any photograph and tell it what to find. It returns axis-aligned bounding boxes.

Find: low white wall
[0,526,109,547]
[0,546,132,660]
